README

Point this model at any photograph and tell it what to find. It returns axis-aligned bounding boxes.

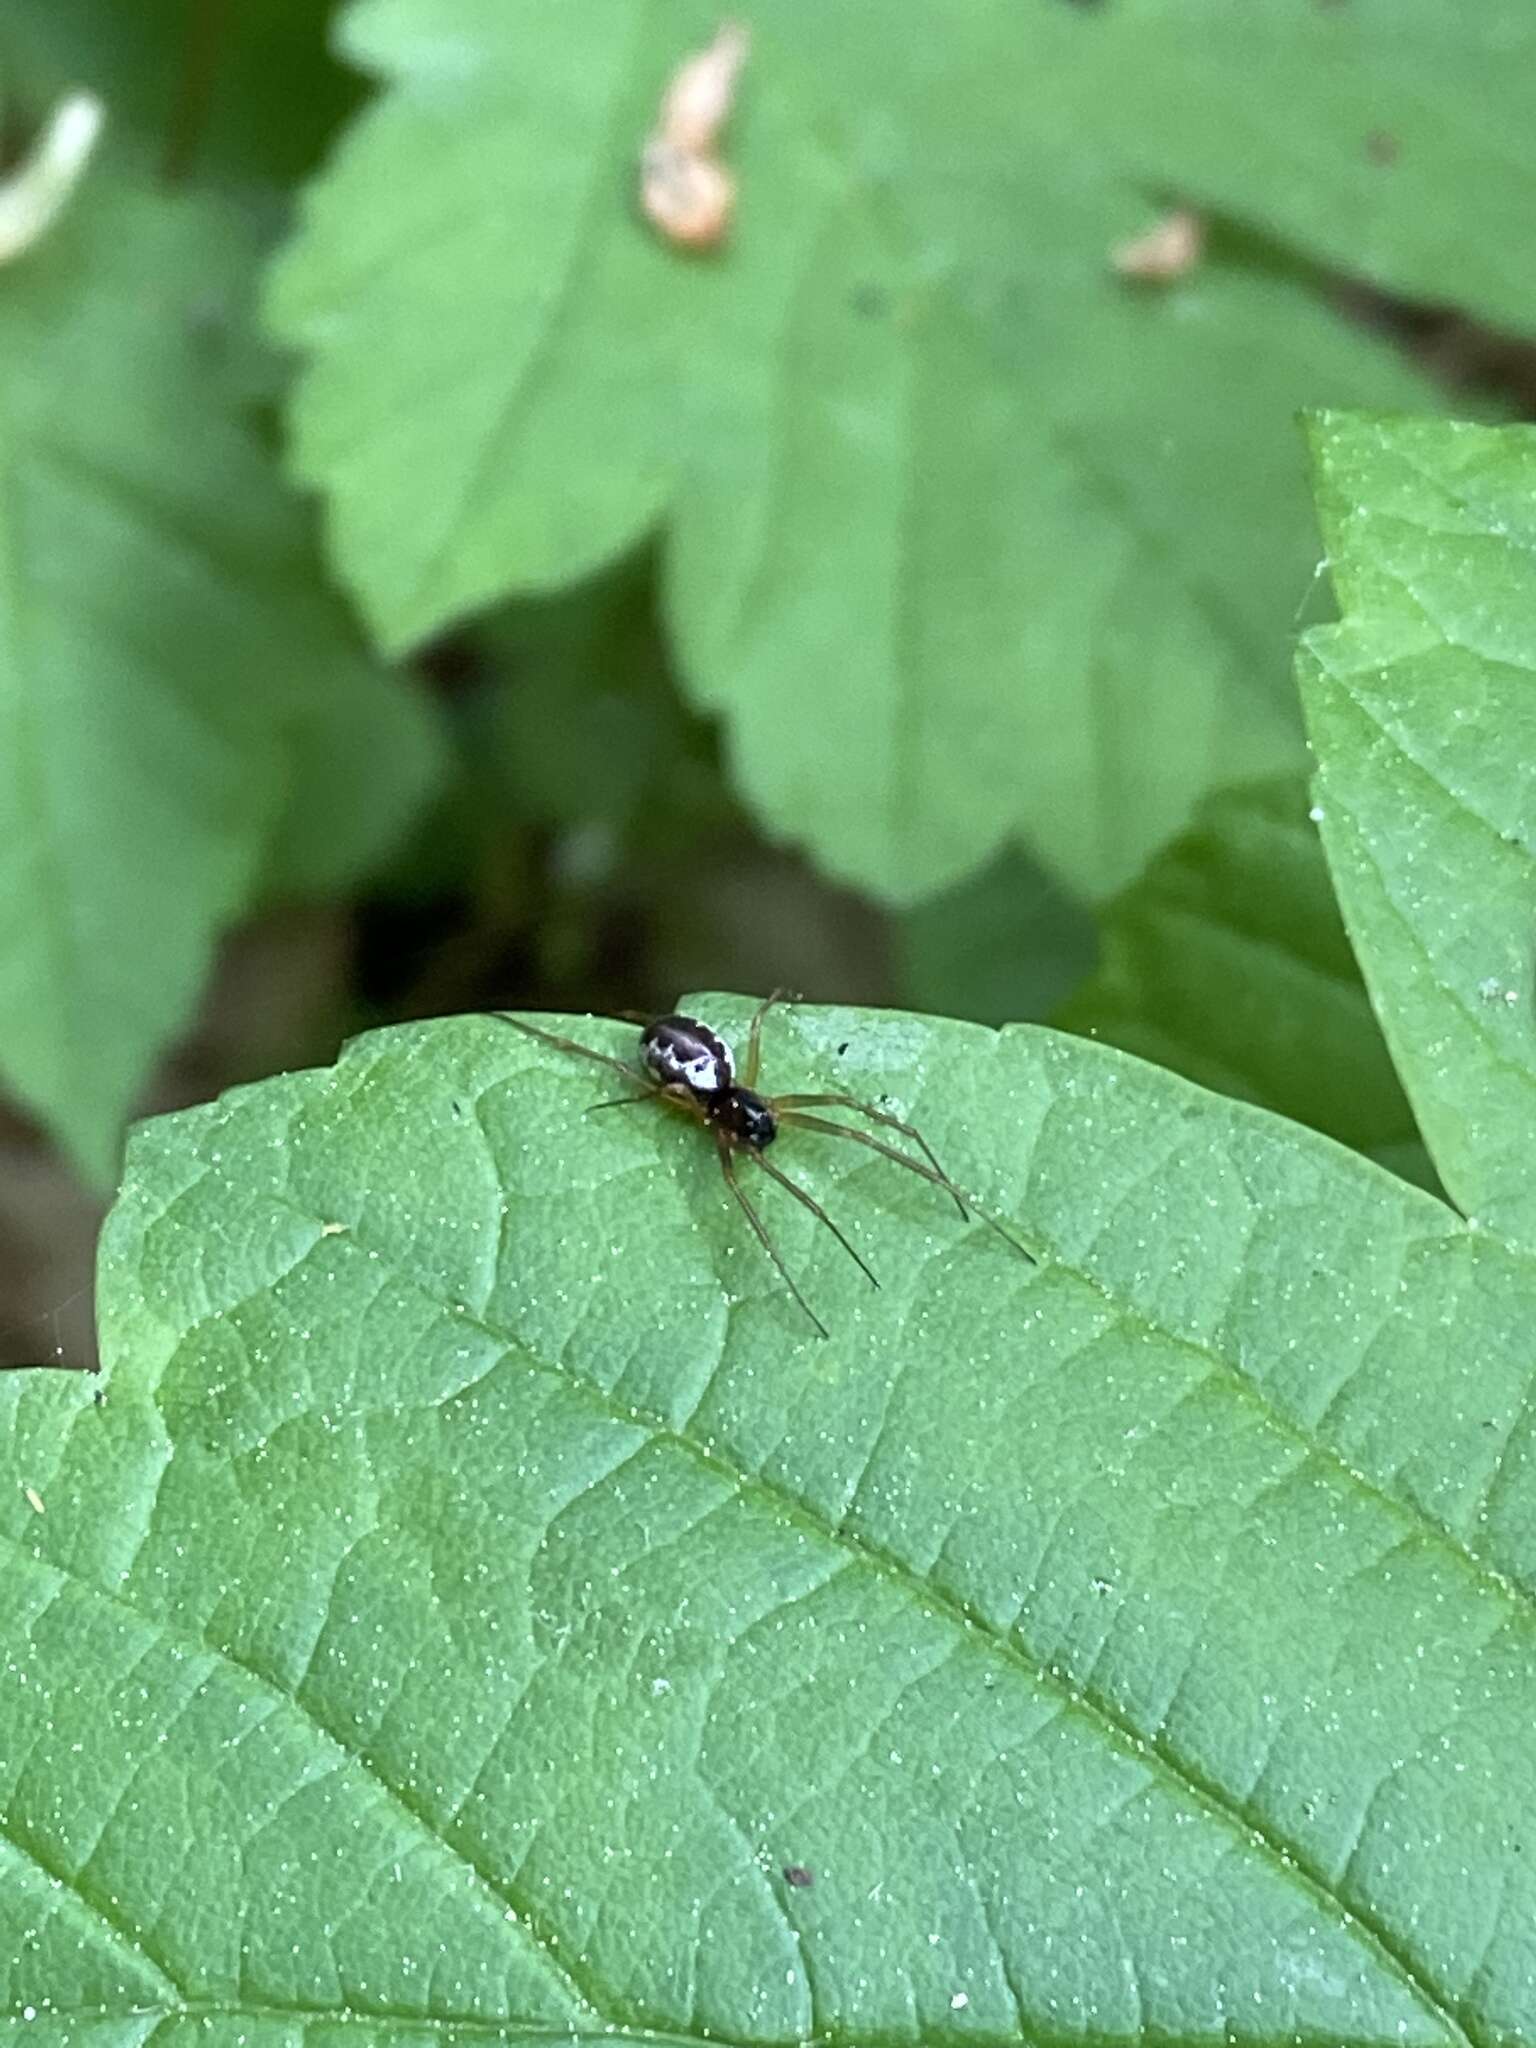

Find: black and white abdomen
[641,1014,734,1096]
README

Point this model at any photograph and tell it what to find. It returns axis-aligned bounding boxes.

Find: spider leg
[715,1131,828,1339]
[742,988,796,1090]
[492,1012,642,1086]
[774,1111,1035,1263]
[590,1082,705,1120]
[752,1151,880,1290]
[655,1084,709,1121]
[770,1093,966,1217]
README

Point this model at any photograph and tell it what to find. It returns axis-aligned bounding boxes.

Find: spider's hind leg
[770,1091,966,1216]
[774,1110,1034,1264]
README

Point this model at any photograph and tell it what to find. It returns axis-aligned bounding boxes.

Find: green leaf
[1054,0,1536,335]
[6,994,1535,2041]
[0,170,434,1179]
[267,0,1438,902]
[1,0,359,186]
[1058,776,1427,1174]
[263,621,448,903]
[479,552,706,839]
[897,844,1098,1026]
[1300,411,1536,1251]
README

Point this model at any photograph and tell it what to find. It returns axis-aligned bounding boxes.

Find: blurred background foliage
[0,0,1529,1362]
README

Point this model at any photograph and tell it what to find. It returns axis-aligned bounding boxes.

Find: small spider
[496,992,1031,1337]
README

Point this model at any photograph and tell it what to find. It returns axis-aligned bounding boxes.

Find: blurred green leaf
[5,993,1535,2040]
[481,553,707,840]
[1059,777,1426,1174]
[267,0,1443,905]
[1,0,358,186]
[1057,0,1536,335]
[263,630,447,903]
[897,845,1097,1027]
[1300,411,1536,1248]
[0,170,434,1179]
[347,555,738,1012]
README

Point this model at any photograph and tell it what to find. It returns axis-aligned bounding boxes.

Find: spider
[496,992,1032,1337]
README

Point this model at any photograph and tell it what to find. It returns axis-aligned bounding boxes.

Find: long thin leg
[715,1132,828,1339]
[493,1012,641,1087]
[752,1152,879,1290]
[775,1111,1035,1263]
[741,988,793,1091]
[770,1093,966,1217]
[590,1082,709,1119]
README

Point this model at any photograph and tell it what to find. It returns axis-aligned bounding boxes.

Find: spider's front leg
[740,988,795,1091]
[713,1129,829,1340]
[771,1092,967,1217]
[493,1012,642,1087]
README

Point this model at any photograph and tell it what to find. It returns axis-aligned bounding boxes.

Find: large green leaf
[1300,412,1536,1250]
[0,168,437,1179]
[267,0,1444,903]
[4,988,1534,2041]
[1058,776,1426,1175]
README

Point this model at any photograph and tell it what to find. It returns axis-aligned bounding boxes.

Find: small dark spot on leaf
[836,1041,849,1056]
[1091,1575,1113,1595]
[850,284,888,319]
[1365,130,1399,166]
[782,1864,815,1888]
[451,1099,465,1117]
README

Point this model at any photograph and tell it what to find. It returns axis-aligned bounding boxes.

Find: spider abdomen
[642,1014,734,1096]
